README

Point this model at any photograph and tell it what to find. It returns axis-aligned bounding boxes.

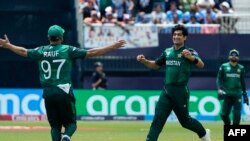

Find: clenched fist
[137,54,146,63]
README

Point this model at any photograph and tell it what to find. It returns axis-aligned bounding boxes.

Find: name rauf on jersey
[166,60,181,66]
[43,51,59,57]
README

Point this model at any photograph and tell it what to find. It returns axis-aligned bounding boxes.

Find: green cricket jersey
[155,46,199,85]
[216,62,246,95]
[27,44,87,87]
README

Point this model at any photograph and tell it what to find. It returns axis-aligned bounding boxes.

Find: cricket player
[0,25,126,141]
[137,24,211,141]
[216,49,249,125]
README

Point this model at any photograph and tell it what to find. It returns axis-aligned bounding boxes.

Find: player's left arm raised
[182,49,204,68]
[0,34,27,57]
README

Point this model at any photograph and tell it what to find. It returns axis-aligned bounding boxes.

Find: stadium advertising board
[1,89,250,121]
[75,90,250,121]
[0,89,45,115]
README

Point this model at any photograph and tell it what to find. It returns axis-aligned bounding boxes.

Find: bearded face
[229,54,239,63]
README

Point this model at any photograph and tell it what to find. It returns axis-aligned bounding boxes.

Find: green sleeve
[240,66,246,92]
[155,52,166,66]
[216,65,224,89]
[27,47,43,60]
[68,46,87,59]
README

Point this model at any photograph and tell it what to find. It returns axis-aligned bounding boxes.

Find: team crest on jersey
[226,67,231,71]
[237,69,241,73]
[177,53,182,58]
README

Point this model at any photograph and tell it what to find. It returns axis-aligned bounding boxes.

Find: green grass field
[0,120,232,141]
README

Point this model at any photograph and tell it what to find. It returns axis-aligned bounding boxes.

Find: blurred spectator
[84,10,102,24]
[135,0,154,15]
[171,14,183,24]
[135,12,152,23]
[196,0,215,11]
[200,5,217,24]
[214,0,233,13]
[201,13,219,34]
[92,62,108,90]
[79,0,99,19]
[151,3,167,24]
[179,0,197,12]
[102,11,117,24]
[153,0,166,12]
[165,0,181,11]
[134,0,154,23]
[112,0,134,21]
[217,1,234,14]
[186,16,201,33]
[183,4,203,24]
[217,1,238,33]
[116,13,135,26]
[126,0,135,16]
[166,1,183,24]
[97,0,113,20]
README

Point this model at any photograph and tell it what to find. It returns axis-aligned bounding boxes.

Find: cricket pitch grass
[1,120,248,141]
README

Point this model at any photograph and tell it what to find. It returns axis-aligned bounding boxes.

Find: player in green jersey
[137,24,211,141]
[0,25,126,141]
[216,49,249,125]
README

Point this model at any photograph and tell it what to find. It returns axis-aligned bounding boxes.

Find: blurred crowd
[79,0,237,27]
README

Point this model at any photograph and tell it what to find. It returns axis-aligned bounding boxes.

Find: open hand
[112,40,126,49]
[0,34,10,48]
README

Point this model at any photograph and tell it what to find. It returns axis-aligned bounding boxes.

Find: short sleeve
[155,52,166,66]
[27,47,43,60]
[68,46,87,59]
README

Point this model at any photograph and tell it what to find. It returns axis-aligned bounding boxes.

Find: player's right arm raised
[0,34,27,57]
[137,54,160,70]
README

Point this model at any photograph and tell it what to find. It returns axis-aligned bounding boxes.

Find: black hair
[49,36,61,42]
[171,24,188,36]
[94,62,103,67]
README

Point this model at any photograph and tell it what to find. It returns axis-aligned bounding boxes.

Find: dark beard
[230,59,238,63]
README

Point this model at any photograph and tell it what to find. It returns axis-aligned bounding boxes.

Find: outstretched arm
[86,40,126,58]
[0,35,27,57]
[137,54,160,70]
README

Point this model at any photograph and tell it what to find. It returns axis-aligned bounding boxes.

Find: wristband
[192,57,199,65]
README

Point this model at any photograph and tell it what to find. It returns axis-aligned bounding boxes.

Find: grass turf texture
[1,121,248,141]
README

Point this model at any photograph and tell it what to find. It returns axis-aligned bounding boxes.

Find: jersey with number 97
[27,44,87,87]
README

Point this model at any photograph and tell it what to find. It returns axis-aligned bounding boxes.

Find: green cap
[229,49,239,56]
[48,25,65,37]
